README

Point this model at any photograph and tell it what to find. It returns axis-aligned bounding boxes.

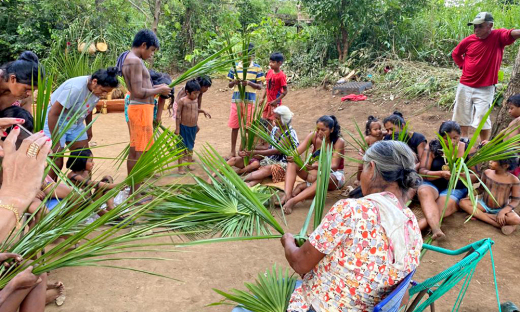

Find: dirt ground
[46,79,519,312]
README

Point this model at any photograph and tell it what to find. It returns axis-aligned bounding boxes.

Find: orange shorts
[128,104,154,152]
[228,102,254,129]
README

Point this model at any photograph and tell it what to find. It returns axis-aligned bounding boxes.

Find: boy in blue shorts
[175,79,202,174]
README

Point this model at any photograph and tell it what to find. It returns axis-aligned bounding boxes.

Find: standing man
[452,12,520,141]
[226,43,264,159]
[119,29,171,191]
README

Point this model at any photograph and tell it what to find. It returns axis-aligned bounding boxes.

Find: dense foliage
[1,0,518,88]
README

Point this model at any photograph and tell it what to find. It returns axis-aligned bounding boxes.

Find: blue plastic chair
[374,269,416,312]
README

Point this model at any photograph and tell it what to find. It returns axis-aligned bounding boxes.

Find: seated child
[227,119,270,174]
[66,149,117,216]
[176,79,204,174]
[460,157,520,235]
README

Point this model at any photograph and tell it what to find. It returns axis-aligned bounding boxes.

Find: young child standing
[262,52,288,122]
[460,157,520,235]
[176,79,202,173]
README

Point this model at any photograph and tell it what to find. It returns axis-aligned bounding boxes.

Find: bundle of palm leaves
[146,144,285,238]
[210,264,297,312]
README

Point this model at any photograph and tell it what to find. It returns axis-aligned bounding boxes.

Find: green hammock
[407,238,500,312]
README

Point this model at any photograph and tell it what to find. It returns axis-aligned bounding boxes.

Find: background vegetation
[1,0,519,107]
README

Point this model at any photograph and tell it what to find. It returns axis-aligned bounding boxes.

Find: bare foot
[274,194,287,206]
[431,228,446,241]
[178,168,187,175]
[46,282,65,306]
[501,225,518,235]
[283,199,296,215]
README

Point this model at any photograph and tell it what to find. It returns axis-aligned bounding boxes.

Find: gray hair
[362,141,422,191]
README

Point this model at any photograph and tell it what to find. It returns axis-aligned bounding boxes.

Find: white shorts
[452,83,495,130]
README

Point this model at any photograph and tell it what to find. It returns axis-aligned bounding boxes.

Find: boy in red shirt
[262,52,288,122]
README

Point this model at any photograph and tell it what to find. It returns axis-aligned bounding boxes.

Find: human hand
[287,156,294,163]
[281,233,295,248]
[238,150,247,157]
[441,171,451,179]
[305,163,315,171]
[174,129,180,136]
[10,266,41,290]
[202,110,211,119]
[0,253,23,266]
[0,118,28,149]
[269,101,278,107]
[497,210,507,226]
[0,130,51,210]
[241,80,249,87]
[35,191,45,201]
[157,84,172,96]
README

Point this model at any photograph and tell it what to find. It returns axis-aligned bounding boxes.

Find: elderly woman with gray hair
[242,106,299,186]
[280,141,423,312]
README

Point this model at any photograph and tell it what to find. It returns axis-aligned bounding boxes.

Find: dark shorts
[180,124,197,151]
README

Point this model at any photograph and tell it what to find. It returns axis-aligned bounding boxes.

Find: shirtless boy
[119,29,171,187]
[175,79,202,174]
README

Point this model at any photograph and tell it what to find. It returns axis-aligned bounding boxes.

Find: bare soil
[46,79,518,312]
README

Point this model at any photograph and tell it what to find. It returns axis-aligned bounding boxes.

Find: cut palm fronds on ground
[32,69,53,132]
[297,145,333,246]
[195,144,286,235]
[146,179,276,238]
[210,264,297,312]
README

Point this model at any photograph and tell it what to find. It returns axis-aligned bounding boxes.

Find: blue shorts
[420,181,468,203]
[179,124,197,151]
[44,122,88,148]
[478,199,503,214]
[45,199,61,211]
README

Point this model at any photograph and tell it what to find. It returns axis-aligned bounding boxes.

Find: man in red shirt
[452,12,520,141]
[262,52,288,123]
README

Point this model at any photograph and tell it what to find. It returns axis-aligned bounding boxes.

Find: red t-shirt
[452,28,516,88]
[265,69,287,104]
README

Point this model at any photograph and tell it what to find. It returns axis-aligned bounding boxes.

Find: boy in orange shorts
[118,29,171,192]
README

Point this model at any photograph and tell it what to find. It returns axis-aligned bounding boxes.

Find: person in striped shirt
[226,43,265,159]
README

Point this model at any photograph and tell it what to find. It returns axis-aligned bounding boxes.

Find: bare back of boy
[178,97,199,127]
[505,117,520,141]
[122,52,154,103]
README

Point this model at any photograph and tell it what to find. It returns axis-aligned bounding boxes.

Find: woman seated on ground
[383,111,427,168]
[279,115,345,214]
[241,106,299,186]
[279,141,422,311]
[226,118,270,175]
[66,149,117,216]
[417,121,477,240]
[0,123,64,311]
[460,157,520,235]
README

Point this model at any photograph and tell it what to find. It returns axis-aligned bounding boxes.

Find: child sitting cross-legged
[460,156,520,235]
[226,119,270,174]
[66,149,117,216]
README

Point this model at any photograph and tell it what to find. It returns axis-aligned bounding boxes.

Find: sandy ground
[45,79,519,312]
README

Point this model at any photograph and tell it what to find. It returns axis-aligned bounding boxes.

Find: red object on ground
[341,94,367,102]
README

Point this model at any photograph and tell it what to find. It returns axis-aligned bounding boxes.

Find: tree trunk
[151,0,161,34]
[337,24,349,62]
[492,46,520,137]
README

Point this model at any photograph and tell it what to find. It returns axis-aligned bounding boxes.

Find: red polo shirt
[452,28,516,88]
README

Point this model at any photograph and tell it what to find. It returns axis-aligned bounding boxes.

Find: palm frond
[211,264,297,312]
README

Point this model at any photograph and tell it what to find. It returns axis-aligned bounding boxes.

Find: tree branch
[126,0,152,21]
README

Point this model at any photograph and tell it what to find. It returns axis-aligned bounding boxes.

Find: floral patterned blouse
[287,192,422,312]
